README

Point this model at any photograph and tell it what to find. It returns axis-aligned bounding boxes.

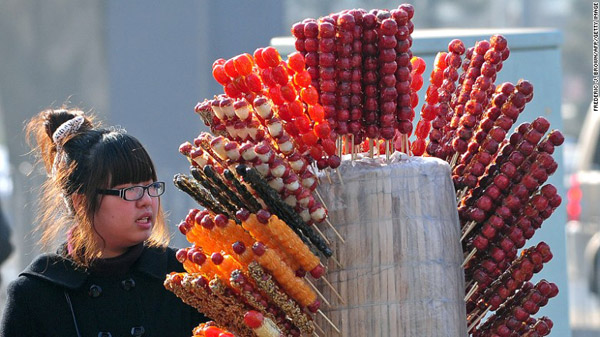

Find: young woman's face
[93,180,159,258]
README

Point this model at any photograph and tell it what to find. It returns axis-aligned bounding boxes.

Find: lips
[136,212,153,228]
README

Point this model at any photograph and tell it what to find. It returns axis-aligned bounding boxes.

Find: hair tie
[51,115,85,177]
[52,115,85,145]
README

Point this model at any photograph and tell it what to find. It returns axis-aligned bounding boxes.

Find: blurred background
[0,0,593,336]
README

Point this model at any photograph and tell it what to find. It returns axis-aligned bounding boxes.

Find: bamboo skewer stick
[385,140,390,162]
[330,254,343,269]
[464,283,479,302]
[456,186,468,201]
[314,322,325,337]
[321,276,345,304]
[460,220,478,242]
[306,279,331,308]
[467,307,489,332]
[318,309,341,334]
[325,218,346,243]
[449,152,459,169]
[462,248,477,268]
[336,169,344,186]
[312,224,331,246]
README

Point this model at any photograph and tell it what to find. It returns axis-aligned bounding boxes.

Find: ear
[70,193,85,214]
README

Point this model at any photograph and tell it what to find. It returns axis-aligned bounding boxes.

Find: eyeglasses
[97,181,165,201]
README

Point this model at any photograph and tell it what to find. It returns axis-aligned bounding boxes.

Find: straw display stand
[315,152,468,336]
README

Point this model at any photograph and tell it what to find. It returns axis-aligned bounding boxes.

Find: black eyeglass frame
[96,181,165,201]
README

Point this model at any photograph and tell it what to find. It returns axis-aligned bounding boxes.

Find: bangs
[96,132,157,187]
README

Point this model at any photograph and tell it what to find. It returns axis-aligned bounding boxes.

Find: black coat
[0,246,207,337]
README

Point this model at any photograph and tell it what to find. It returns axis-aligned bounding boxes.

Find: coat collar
[20,245,169,290]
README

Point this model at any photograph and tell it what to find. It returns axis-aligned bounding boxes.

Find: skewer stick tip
[318,309,341,334]
[321,276,345,304]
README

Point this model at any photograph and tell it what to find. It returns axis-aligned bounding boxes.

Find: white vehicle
[566,102,600,331]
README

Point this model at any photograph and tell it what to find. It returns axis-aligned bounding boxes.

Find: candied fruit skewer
[173,173,230,217]
[251,241,319,311]
[237,164,333,258]
[164,272,252,337]
[467,245,547,316]
[412,51,447,155]
[223,168,263,213]
[346,10,365,145]
[239,208,326,279]
[360,11,380,142]
[243,310,284,337]
[426,40,465,159]
[239,209,302,272]
[393,5,416,141]
[247,262,316,335]
[333,12,356,138]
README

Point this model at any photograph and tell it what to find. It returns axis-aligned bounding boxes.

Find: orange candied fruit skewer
[239,209,301,272]
[176,247,219,280]
[211,252,243,287]
[268,212,320,272]
[252,242,317,308]
[216,216,255,249]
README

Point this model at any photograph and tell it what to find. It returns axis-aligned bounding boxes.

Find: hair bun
[43,109,89,143]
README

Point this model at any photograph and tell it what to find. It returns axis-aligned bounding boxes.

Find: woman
[0,107,207,336]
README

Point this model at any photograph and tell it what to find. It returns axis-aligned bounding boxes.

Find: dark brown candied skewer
[236,164,333,258]
[223,169,263,213]
[173,173,231,217]
[202,165,248,213]
[188,167,240,217]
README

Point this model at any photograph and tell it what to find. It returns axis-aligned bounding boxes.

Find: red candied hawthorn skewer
[333,11,357,138]
[360,11,380,142]
[426,39,465,159]
[347,9,365,148]
[454,81,535,192]
[393,4,415,143]
[316,16,337,133]
[411,51,447,155]
[376,14,399,142]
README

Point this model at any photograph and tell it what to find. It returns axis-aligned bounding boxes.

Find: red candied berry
[252,242,266,256]
[280,84,297,102]
[321,138,337,156]
[411,138,426,156]
[314,121,331,139]
[253,48,268,69]
[243,311,264,329]
[293,70,311,88]
[232,241,246,254]
[309,145,324,161]
[212,65,231,85]
[308,104,325,122]
[287,51,306,72]
[223,82,242,98]
[294,115,311,133]
[211,252,224,265]
[300,85,319,105]
[233,53,254,76]
[448,39,465,55]
[262,47,281,67]
[548,130,564,146]
[302,131,318,147]
[411,73,424,91]
[291,22,305,38]
[328,155,341,169]
[223,58,240,78]
[175,248,188,263]
[214,214,228,228]
[490,34,508,51]
[204,326,223,337]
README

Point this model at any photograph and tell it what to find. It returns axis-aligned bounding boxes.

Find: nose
[136,189,153,207]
